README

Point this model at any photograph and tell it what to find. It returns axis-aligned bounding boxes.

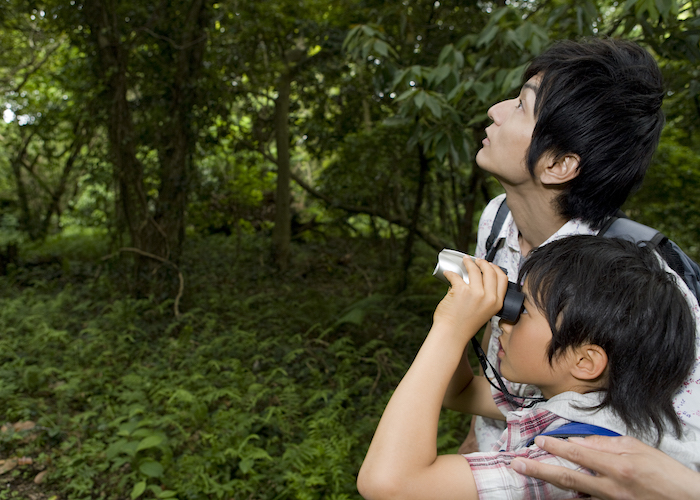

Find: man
[453,37,700,464]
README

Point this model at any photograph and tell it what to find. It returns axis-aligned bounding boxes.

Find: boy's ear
[539,154,581,186]
[570,344,607,381]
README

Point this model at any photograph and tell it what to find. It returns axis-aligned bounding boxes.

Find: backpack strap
[598,215,661,247]
[485,198,510,262]
[599,216,700,299]
[527,422,621,447]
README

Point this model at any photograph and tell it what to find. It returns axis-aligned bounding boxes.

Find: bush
[0,232,472,499]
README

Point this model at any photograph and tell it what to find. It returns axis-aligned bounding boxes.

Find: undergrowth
[0,232,474,499]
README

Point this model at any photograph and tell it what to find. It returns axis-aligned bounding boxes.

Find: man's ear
[539,154,581,186]
[570,344,607,382]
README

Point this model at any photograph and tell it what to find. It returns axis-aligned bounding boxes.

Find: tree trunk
[272,70,292,270]
[456,165,485,253]
[84,2,148,252]
[81,1,210,297]
[40,124,91,238]
[9,131,37,239]
[150,0,208,264]
[400,143,430,290]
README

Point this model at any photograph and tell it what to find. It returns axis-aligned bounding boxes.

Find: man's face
[475,75,540,185]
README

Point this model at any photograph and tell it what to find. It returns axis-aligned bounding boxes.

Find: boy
[465,37,700,457]
[357,236,698,499]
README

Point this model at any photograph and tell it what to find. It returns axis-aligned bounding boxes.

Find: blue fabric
[527,422,621,447]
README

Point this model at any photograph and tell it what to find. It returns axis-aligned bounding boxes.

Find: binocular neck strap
[470,337,547,410]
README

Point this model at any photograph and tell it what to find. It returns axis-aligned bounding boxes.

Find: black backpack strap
[485,198,510,262]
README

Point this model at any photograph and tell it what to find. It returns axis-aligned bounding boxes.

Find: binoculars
[432,249,524,322]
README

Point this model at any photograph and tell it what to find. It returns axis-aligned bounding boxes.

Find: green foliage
[624,127,700,261]
[0,232,470,499]
[2,3,699,498]
[1,0,699,269]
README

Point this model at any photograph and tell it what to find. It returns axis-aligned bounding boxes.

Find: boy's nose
[498,318,512,334]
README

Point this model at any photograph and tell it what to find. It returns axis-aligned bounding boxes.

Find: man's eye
[516,99,523,109]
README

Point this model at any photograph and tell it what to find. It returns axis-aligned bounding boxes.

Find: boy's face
[475,75,540,185]
[497,280,572,399]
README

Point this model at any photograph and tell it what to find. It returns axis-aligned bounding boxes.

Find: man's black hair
[519,236,695,443]
[524,38,665,229]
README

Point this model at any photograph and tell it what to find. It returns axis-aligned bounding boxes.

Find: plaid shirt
[464,394,592,499]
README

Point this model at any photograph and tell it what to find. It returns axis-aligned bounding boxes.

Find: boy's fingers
[474,258,508,300]
[462,256,483,287]
[493,262,509,298]
[442,270,465,287]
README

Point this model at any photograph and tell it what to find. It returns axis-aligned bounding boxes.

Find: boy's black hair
[524,38,665,229]
[519,236,695,443]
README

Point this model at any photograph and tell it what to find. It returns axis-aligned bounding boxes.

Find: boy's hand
[433,257,508,341]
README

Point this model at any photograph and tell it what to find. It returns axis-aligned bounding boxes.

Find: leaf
[0,459,18,475]
[391,68,411,89]
[431,65,452,87]
[136,434,165,452]
[106,439,129,460]
[414,90,427,109]
[341,25,361,50]
[361,25,378,37]
[139,459,164,478]
[423,95,442,118]
[654,0,672,19]
[447,80,472,102]
[335,308,365,326]
[467,112,490,126]
[373,40,389,57]
[501,65,527,94]
[477,25,499,48]
[395,89,415,102]
[383,116,413,127]
[435,135,449,162]
[239,457,254,474]
[621,0,638,14]
[131,481,147,500]
[472,81,494,102]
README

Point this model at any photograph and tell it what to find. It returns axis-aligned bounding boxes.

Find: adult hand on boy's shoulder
[433,258,507,341]
[511,435,700,500]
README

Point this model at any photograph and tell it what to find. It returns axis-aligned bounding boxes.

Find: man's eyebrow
[522,82,538,94]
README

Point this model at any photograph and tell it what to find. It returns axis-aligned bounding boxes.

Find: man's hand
[510,435,700,500]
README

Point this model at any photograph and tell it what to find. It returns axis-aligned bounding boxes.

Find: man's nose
[487,99,514,126]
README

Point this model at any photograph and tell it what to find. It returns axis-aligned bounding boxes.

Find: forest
[1,0,700,498]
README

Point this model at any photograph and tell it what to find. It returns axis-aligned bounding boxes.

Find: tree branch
[101,247,184,318]
[289,169,448,250]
